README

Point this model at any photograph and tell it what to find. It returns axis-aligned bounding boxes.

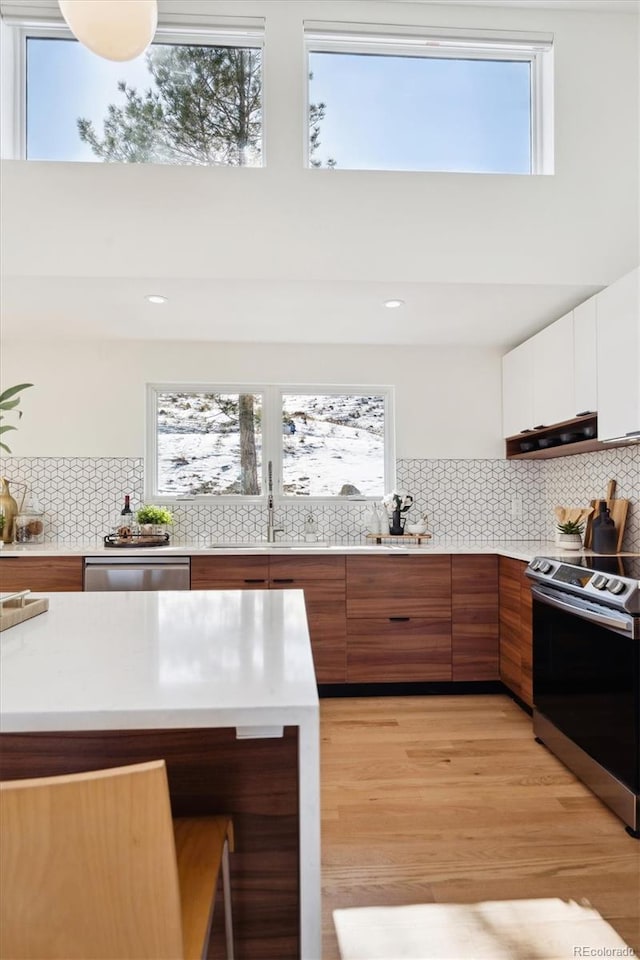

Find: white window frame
[146,382,395,504]
[304,21,554,175]
[0,14,265,162]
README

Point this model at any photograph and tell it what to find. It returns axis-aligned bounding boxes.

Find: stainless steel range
[526,555,640,838]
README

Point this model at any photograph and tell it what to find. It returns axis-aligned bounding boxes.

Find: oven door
[532,585,639,795]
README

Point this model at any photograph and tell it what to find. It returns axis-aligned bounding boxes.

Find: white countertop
[0,588,322,959]
[0,589,318,733]
[1,539,628,563]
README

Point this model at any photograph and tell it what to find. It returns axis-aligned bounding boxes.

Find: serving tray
[0,591,49,632]
[104,533,171,548]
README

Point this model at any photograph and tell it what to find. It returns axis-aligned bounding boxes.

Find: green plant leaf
[0,397,21,412]
[0,425,17,435]
[0,442,11,453]
[0,383,32,405]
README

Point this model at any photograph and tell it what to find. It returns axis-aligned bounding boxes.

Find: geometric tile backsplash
[2,444,638,551]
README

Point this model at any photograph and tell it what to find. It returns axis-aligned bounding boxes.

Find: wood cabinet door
[519,564,533,707]
[0,557,84,592]
[346,556,451,619]
[190,555,269,589]
[269,579,346,684]
[499,557,532,707]
[452,555,499,681]
[347,618,451,682]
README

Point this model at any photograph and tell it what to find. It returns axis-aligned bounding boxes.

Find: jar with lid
[14,498,46,544]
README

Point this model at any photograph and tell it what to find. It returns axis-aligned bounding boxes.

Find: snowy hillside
[156,392,385,497]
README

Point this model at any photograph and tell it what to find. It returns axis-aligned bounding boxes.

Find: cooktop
[541,555,640,581]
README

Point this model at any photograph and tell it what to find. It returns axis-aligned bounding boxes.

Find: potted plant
[556,519,584,550]
[135,505,173,537]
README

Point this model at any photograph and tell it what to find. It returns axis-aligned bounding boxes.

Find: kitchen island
[0,589,320,960]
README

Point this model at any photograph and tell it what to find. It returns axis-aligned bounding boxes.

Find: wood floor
[321,694,640,959]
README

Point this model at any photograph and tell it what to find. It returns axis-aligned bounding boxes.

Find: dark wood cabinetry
[346,555,452,682]
[190,555,269,589]
[0,556,84,593]
[498,557,533,706]
[451,555,499,681]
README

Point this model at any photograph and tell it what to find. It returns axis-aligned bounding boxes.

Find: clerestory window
[305,22,554,174]
[146,384,394,501]
[4,18,264,164]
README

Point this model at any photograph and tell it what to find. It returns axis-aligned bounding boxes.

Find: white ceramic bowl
[406,523,428,535]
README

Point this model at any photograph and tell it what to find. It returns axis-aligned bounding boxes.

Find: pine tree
[78,45,334,167]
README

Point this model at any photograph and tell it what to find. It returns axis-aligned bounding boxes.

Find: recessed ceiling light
[384,299,404,309]
[145,294,168,304]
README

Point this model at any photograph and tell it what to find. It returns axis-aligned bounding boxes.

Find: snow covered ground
[156,392,385,496]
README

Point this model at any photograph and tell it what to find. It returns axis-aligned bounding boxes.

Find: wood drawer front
[346,618,452,683]
[191,556,269,588]
[268,555,345,581]
[346,556,451,619]
[1,557,83,592]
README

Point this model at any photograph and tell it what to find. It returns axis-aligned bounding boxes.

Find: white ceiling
[0,276,602,348]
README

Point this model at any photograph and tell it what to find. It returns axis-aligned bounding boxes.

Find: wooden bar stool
[0,760,234,960]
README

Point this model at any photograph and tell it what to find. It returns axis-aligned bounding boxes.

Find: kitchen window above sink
[146,382,395,503]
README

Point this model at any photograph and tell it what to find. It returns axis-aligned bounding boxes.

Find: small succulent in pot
[556,518,584,550]
[136,505,173,536]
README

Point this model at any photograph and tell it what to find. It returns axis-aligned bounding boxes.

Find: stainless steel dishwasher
[84,556,190,591]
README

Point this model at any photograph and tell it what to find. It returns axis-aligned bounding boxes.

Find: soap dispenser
[304,511,319,542]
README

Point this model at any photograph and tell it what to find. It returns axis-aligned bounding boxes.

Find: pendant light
[58,0,158,62]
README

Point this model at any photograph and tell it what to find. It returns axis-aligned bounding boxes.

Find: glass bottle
[116,495,135,538]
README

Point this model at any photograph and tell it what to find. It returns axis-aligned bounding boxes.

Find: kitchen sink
[206,541,408,551]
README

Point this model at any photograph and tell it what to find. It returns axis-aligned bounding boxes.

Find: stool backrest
[0,760,185,959]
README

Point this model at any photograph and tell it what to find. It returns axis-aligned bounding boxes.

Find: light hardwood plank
[321,695,640,960]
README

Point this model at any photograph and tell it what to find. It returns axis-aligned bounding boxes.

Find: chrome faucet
[266,461,284,543]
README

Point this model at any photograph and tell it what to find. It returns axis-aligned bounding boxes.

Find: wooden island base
[0,726,300,960]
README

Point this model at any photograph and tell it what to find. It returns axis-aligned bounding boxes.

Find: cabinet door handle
[244,578,266,584]
[389,616,411,622]
[272,578,295,584]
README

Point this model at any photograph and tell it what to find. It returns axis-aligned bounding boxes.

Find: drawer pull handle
[244,578,266,584]
[272,578,295,584]
[389,616,410,622]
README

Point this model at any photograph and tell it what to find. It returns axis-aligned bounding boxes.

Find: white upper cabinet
[596,267,640,441]
[502,298,599,439]
[573,297,598,416]
[502,339,534,438]
[533,311,575,427]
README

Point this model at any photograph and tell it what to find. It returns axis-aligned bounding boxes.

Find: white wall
[0,338,503,458]
[1,0,638,289]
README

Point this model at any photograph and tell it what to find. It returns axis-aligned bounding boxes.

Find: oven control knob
[530,559,541,571]
[607,578,626,595]
[591,575,608,590]
[539,561,552,574]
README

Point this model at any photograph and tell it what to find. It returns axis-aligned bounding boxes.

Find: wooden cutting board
[584,480,629,552]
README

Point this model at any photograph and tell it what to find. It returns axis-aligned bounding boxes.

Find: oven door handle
[531,584,635,635]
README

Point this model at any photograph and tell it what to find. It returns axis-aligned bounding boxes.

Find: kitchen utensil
[584,479,629,552]
[538,437,562,449]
